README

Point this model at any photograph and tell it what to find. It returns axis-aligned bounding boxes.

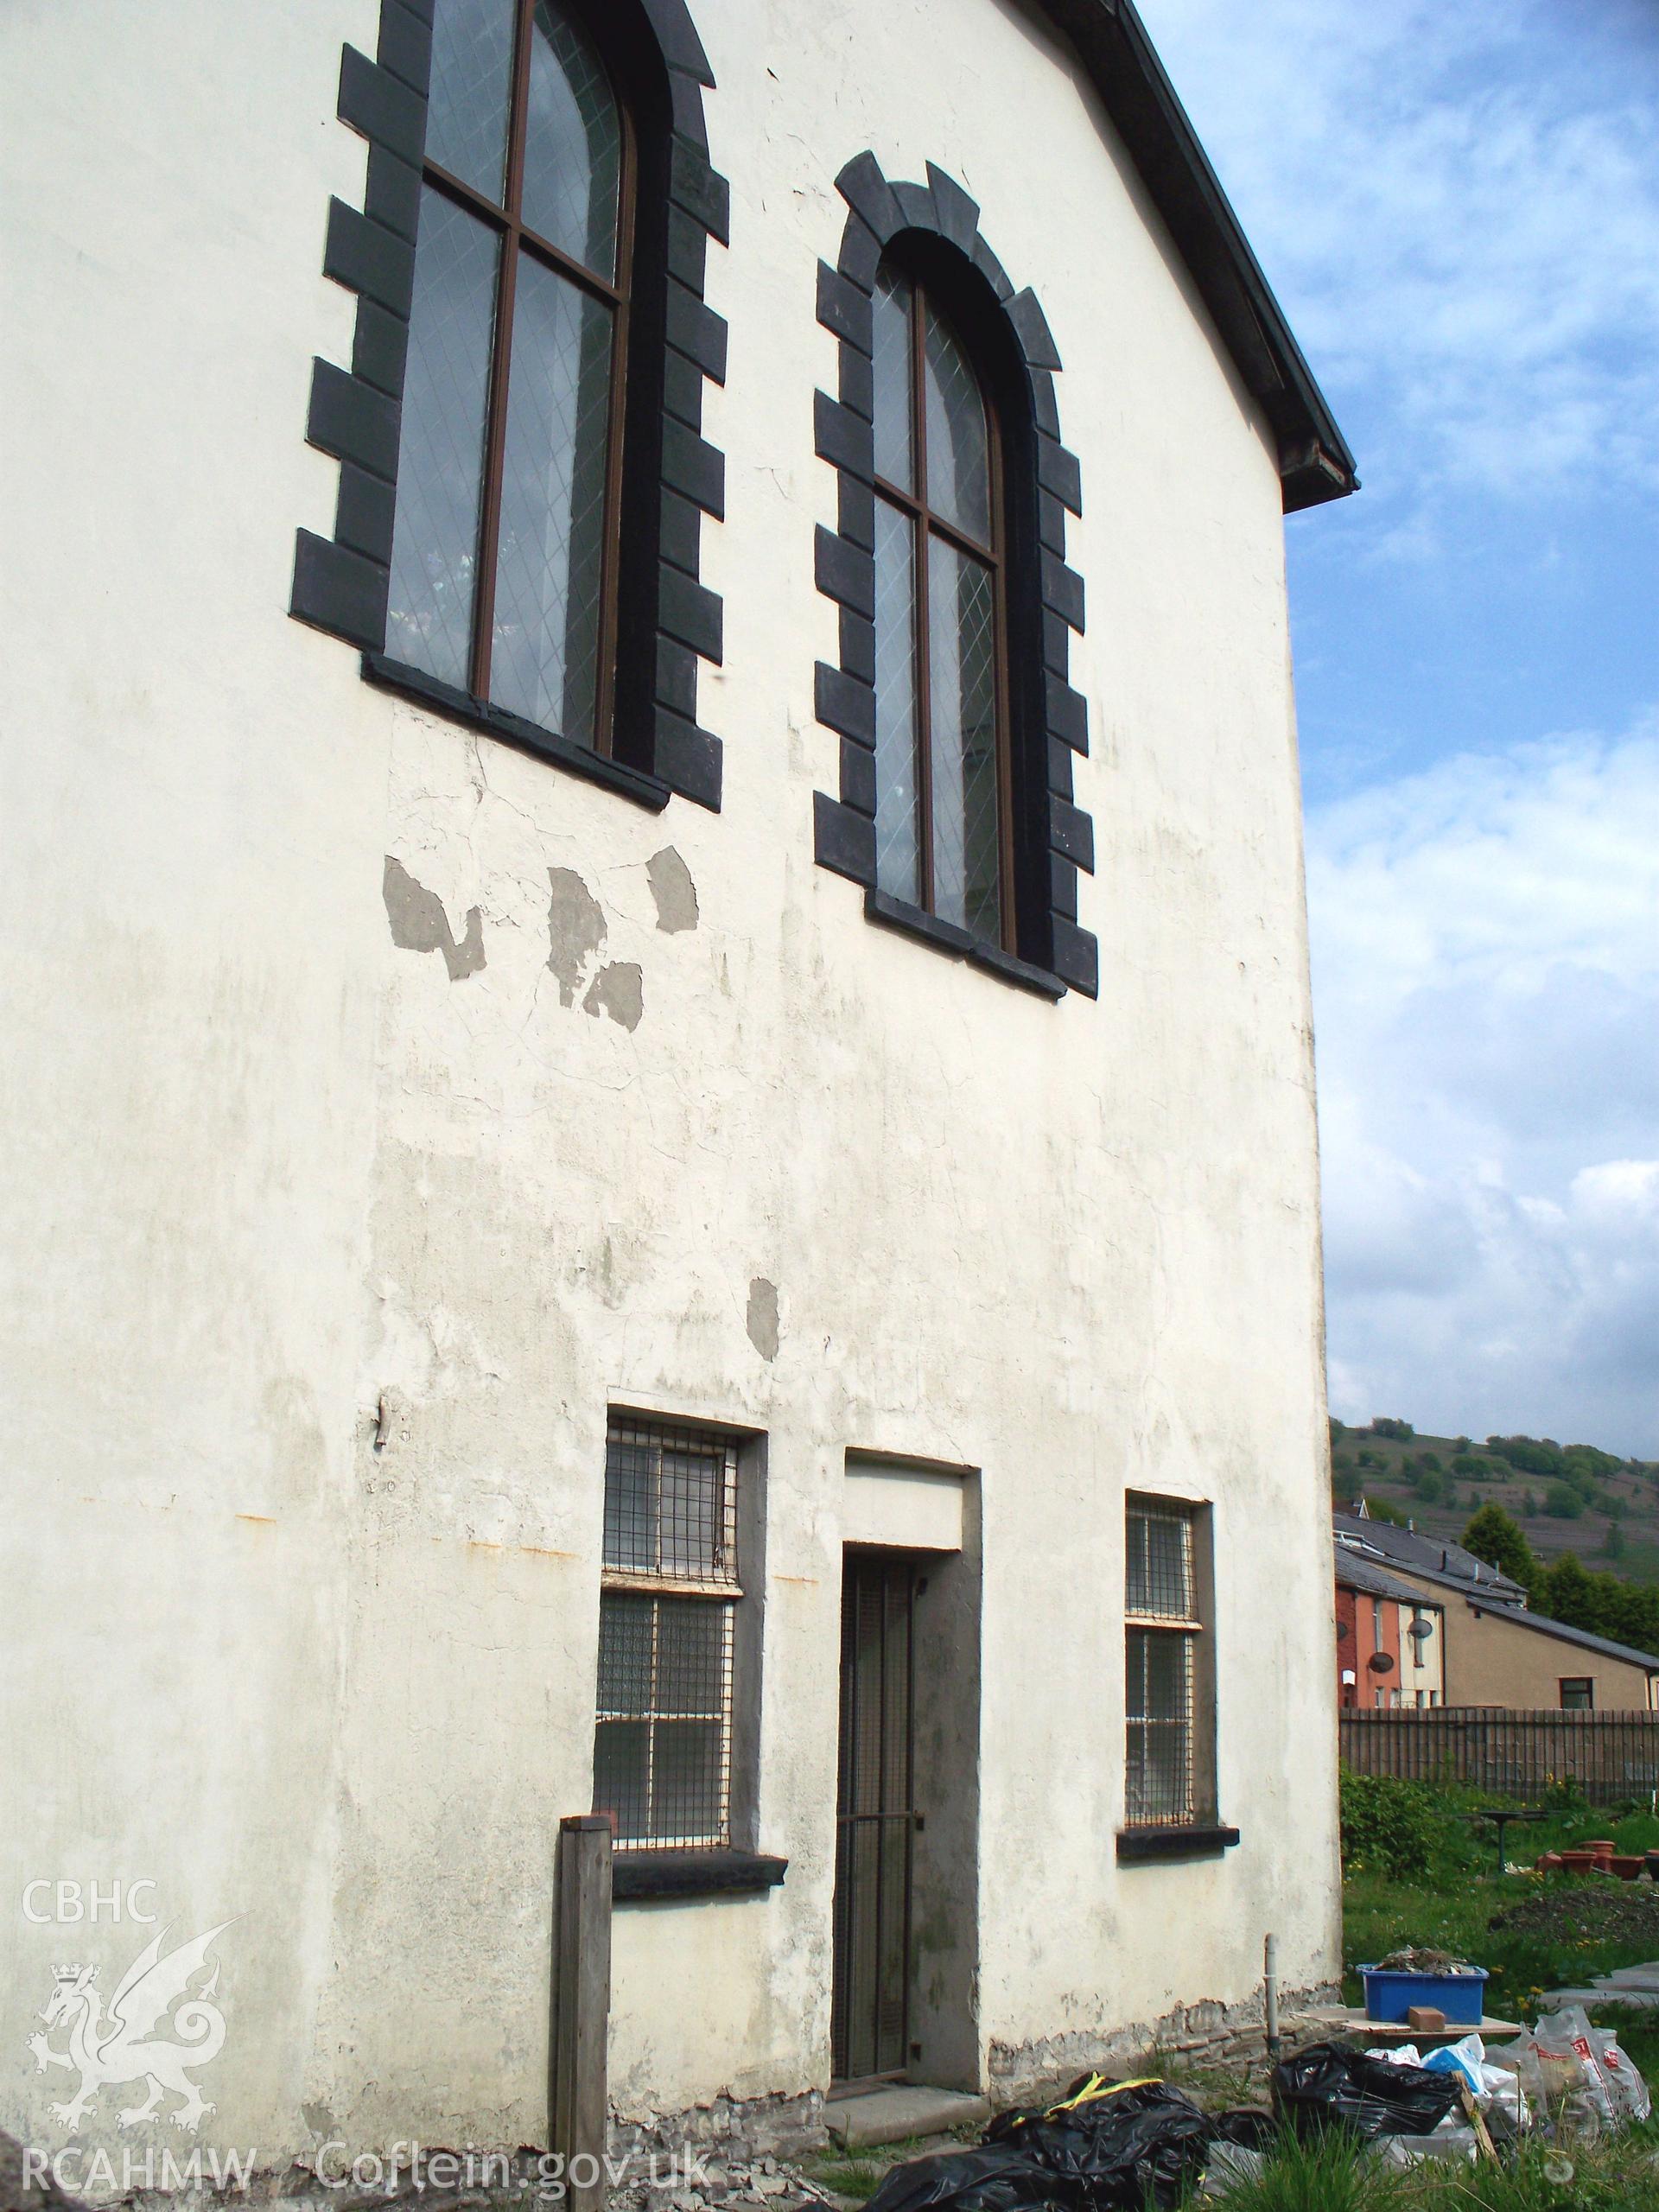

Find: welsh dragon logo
[28,1922,232,2134]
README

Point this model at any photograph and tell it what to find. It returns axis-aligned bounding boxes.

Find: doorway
[830,1548,918,2082]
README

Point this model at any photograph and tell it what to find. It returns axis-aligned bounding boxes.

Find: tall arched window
[386,0,632,752]
[869,260,1008,947]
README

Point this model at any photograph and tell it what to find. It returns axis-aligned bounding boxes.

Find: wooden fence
[1340,1707,1659,1807]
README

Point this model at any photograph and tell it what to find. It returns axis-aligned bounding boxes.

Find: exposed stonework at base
[988,1983,1343,2107]
[609,2087,828,2167]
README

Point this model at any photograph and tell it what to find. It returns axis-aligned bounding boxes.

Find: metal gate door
[830,1549,916,2082]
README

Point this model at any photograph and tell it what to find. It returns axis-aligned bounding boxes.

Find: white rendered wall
[0,0,1339,2167]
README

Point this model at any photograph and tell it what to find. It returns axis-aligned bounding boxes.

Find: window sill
[1116,1825,1240,1864]
[363,654,671,814]
[862,890,1067,1000]
[612,1849,788,1902]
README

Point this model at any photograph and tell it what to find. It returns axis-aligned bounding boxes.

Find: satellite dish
[1407,1616,1434,1643]
[1367,1651,1396,1675]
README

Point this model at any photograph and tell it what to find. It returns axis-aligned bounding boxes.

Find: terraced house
[2,0,1356,2177]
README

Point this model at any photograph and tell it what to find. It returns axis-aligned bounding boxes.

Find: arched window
[812,157,1096,998]
[386,0,632,751]
[294,0,728,807]
[869,262,1007,947]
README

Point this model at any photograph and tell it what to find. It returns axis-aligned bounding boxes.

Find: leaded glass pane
[596,1592,652,1713]
[659,1446,725,1578]
[654,1600,727,1718]
[602,1436,653,1571]
[593,1719,648,1841]
[1126,1630,1194,1823]
[873,498,921,905]
[872,264,914,493]
[489,251,613,741]
[425,0,515,204]
[926,537,1000,941]
[1128,1505,1195,1618]
[652,1720,723,1839]
[924,302,991,546]
[385,190,500,690]
[522,0,622,280]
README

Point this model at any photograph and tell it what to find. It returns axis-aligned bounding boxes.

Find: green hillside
[1331,1415,1659,1585]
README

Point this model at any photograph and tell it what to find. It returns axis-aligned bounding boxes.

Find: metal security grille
[1125,1499,1201,1827]
[1127,1501,1195,1618]
[602,1415,738,1587]
[594,1417,739,1848]
[831,1552,916,2082]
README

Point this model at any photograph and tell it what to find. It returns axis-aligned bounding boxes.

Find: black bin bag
[1272,2041,1463,2140]
[983,2079,1216,2211]
[861,2145,1085,2212]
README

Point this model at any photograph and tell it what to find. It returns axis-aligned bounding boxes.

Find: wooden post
[551,1815,613,2212]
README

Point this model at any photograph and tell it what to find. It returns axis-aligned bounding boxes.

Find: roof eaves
[1034,0,1358,512]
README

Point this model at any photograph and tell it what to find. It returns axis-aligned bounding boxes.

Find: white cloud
[1306,721,1659,1452]
[1136,0,1659,511]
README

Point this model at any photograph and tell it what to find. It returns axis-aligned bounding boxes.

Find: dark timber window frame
[414,0,638,742]
[289,0,729,816]
[813,154,1098,1000]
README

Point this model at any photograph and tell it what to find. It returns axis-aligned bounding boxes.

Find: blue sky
[1138,0,1659,1453]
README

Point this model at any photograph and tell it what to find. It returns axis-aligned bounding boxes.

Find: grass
[1200,2123,1659,2211]
[1342,1790,1659,2080]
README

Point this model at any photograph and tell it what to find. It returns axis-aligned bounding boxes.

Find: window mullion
[467,0,537,702]
[911,295,934,912]
[645,1593,662,1840]
[590,79,634,760]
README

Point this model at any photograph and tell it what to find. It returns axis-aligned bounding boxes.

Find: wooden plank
[551,1814,613,2212]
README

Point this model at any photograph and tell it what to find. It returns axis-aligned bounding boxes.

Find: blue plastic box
[1360,1963,1490,2026]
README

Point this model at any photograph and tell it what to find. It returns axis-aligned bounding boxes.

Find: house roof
[1465,1600,1659,1677]
[1333,1513,1531,1604]
[1033,0,1357,512]
[1336,1553,1446,1609]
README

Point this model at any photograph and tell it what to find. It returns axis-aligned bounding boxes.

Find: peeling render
[646,846,699,934]
[382,857,485,982]
[746,1277,779,1360]
[546,868,607,1005]
[582,963,645,1032]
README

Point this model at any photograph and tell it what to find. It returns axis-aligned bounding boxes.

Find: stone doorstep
[824,2087,991,2152]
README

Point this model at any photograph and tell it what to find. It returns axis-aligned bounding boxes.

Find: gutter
[1037,0,1359,512]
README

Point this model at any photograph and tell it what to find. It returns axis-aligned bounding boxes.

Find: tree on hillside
[1536,1554,1606,1636]
[1605,1522,1628,1560]
[1545,1481,1586,1520]
[1489,1434,1567,1479]
[1462,1504,1536,1586]
[1360,1497,1411,1527]
[1566,1444,1623,1482]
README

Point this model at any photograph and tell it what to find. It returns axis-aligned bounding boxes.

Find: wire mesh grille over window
[594,1417,738,1847]
[1127,1502,1195,1620]
[386,0,627,751]
[1125,1501,1199,1826]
